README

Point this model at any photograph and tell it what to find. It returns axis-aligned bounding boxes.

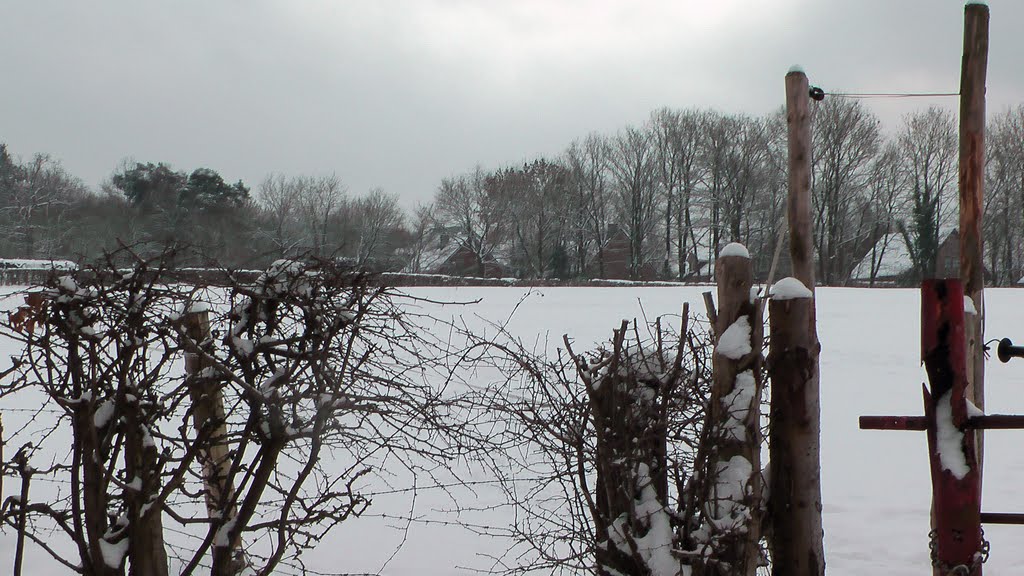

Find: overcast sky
[3,1,1022,207]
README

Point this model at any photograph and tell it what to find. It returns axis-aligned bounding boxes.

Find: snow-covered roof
[849,233,913,280]
[408,242,462,273]
[0,258,77,271]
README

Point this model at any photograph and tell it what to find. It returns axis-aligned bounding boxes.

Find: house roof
[849,233,914,280]
[850,228,959,281]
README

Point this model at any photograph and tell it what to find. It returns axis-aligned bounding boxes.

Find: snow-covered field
[4,285,1024,575]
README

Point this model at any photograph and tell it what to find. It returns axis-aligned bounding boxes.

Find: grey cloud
[2,0,1021,207]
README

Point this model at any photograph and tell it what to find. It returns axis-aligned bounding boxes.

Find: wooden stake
[959,0,988,468]
[786,70,815,291]
[922,279,982,575]
[702,249,762,576]
[769,68,824,576]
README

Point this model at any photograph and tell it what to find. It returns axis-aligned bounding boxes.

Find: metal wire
[826,91,960,99]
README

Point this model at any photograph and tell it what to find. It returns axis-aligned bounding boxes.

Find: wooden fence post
[959,0,988,467]
[768,67,825,576]
[702,243,762,576]
[922,279,983,575]
[184,308,242,574]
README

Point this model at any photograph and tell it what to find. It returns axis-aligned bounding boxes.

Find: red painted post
[921,279,983,575]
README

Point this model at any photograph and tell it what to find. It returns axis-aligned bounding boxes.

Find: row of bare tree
[0,152,407,269]
[3,100,1024,283]
[422,102,1024,284]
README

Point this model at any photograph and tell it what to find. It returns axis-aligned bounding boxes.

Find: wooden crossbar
[860,414,1024,431]
[980,512,1024,525]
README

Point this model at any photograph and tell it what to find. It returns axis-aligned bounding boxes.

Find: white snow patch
[259,368,288,399]
[935,391,970,480]
[606,464,682,576]
[631,463,683,576]
[140,424,156,449]
[966,0,988,6]
[964,297,977,315]
[771,277,813,300]
[717,317,752,360]
[0,258,76,270]
[719,242,749,259]
[749,285,761,304]
[788,64,805,74]
[188,301,210,314]
[214,516,238,548]
[58,275,78,292]
[231,336,254,356]
[99,537,129,568]
[966,398,984,418]
[93,400,116,429]
[721,371,756,442]
[712,455,753,529]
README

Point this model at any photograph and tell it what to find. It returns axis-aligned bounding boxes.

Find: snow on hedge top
[718,317,752,360]
[771,277,813,300]
[0,258,77,270]
[719,242,749,259]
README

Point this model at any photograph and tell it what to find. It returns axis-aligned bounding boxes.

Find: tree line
[4,99,1024,284]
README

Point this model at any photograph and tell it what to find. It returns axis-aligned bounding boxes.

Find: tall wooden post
[959,1,988,464]
[768,68,824,576]
[785,69,815,291]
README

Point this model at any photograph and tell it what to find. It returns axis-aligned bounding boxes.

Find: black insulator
[997,338,1024,363]
[809,86,826,101]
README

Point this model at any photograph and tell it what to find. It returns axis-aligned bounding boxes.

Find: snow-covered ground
[4,285,1024,574]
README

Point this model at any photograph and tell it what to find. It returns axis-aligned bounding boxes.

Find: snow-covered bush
[0,248,473,576]
[464,311,715,576]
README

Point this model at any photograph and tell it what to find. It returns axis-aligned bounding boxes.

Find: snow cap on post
[787,64,805,75]
[770,277,813,300]
[966,0,987,6]
[719,242,750,259]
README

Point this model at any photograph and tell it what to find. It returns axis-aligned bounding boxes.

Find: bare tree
[896,107,958,281]
[255,173,304,258]
[609,127,658,279]
[0,152,87,259]
[566,134,613,278]
[351,187,404,266]
[434,166,504,276]
[860,143,909,285]
[695,113,741,266]
[404,201,437,273]
[490,159,571,278]
[810,98,881,284]
[983,106,1024,285]
[720,115,771,246]
[296,174,346,257]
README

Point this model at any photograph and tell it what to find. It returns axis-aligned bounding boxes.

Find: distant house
[405,228,506,278]
[850,229,964,286]
[0,258,78,286]
[593,226,659,280]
